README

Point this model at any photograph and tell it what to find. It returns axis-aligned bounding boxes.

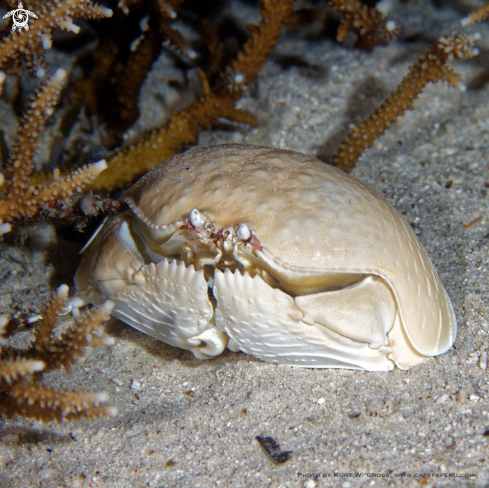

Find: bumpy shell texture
[121,144,456,358]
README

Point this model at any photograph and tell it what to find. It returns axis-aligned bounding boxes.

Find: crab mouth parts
[126,215,366,297]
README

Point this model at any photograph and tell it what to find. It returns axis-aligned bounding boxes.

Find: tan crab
[73,144,456,371]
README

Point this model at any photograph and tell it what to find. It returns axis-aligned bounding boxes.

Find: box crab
[72,144,456,371]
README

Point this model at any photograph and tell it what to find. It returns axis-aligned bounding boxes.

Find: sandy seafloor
[5,1,489,487]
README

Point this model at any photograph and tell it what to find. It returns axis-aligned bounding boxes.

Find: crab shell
[74,144,456,371]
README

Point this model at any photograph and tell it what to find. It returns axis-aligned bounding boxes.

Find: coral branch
[117,29,162,125]
[5,68,68,197]
[156,0,190,57]
[116,0,191,124]
[216,0,295,94]
[0,358,45,384]
[73,0,190,130]
[88,93,257,191]
[328,0,399,49]
[6,385,116,422]
[201,20,226,81]
[26,285,115,374]
[0,69,107,230]
[333,32,480,173]
[72,39,119,115]
[461,2,489,26]
[0,159,107,222]
[0,286,117,422]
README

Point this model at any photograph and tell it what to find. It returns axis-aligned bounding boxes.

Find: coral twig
[115,0,191,127]
[0,286,117,422]
[88,93,257,191]
[333,32,480,173]
[5,69,68,196]
[216,0,295,94]
[155,0,190,57]
[201,19,226,82]
[27,285,115,374]
[461,2,489,26]
[6,384,114,423]
[0,69,107,232]
[328,0,399,49]
[0,358,45,384]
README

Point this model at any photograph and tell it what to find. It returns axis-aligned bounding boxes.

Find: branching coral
[0,0,113,77]
[201,19,226,82]
[0,285,117,422]
[214,0,295,95]
[328,0,399,49]
[87,90,257,191]
[0,69,107,234]
[154,0,190,57]
[333,32,480,173]
[461,1,489,26]
[115,0,191,127]
[88,0,295,192]
[72,0,191,130]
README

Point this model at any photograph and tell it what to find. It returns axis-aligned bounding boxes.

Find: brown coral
[72,0,190,131]
[461,2,489,26]
[115,0,190,128]
[328,0,399,50]
[0,69,107,233]
[333,32,480,173]
[0,286,117,422]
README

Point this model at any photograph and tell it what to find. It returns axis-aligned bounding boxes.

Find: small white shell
[74,144,456,370]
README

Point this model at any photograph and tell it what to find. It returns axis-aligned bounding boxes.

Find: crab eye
[189,208,205,227]
[236,223,251,241]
